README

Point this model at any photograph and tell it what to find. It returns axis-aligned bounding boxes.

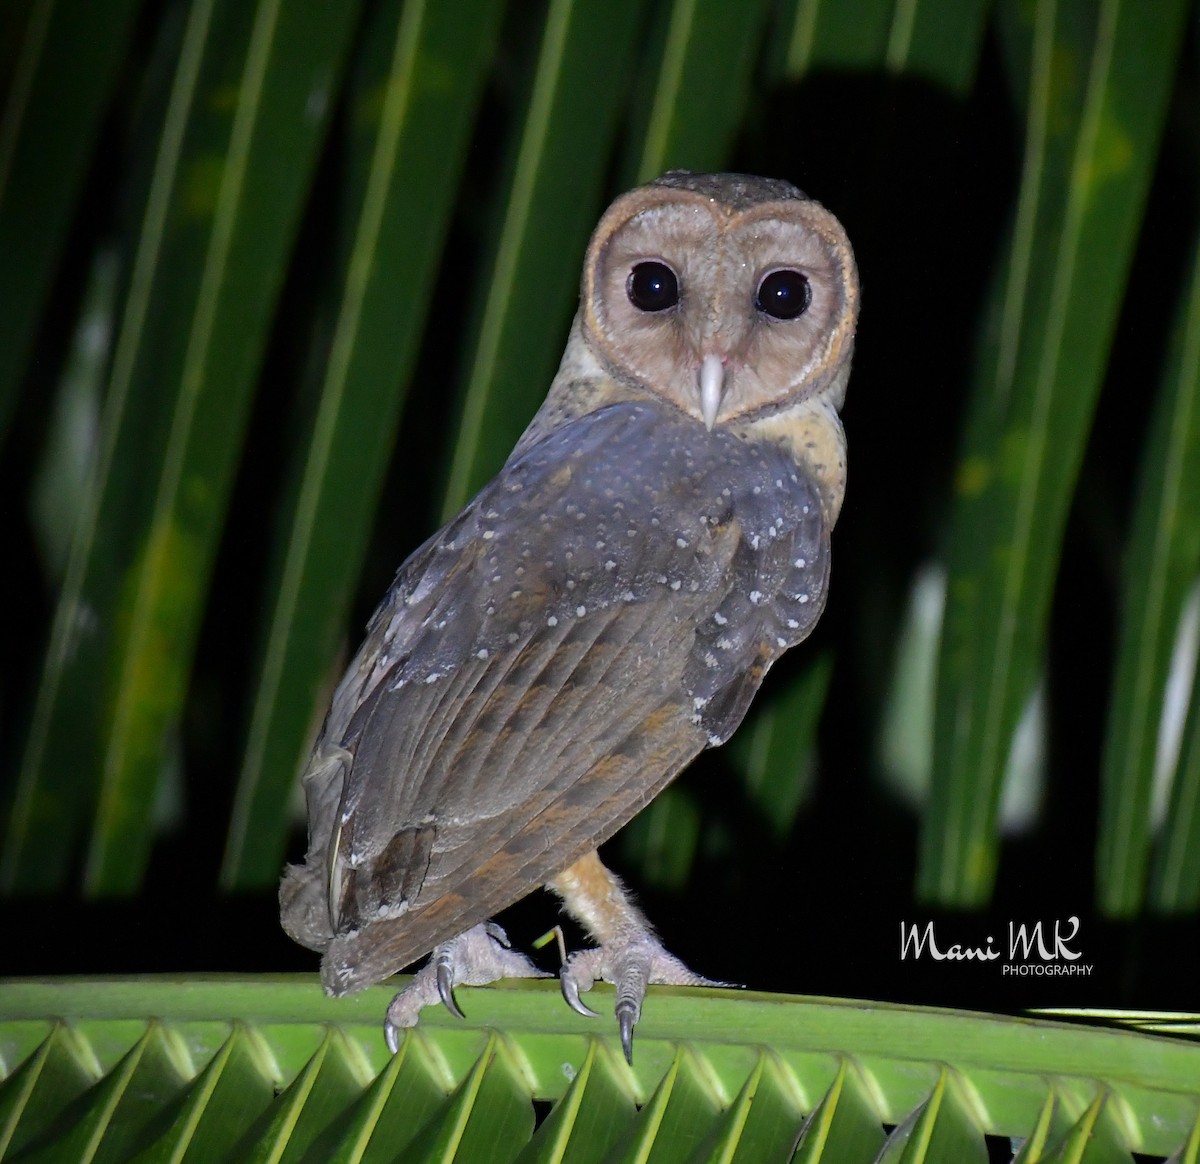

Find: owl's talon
[380,921,549,1049]
[436,955,464,1018]
[616,1001,638,1065]
[560,966,600,1018]
[557,928,712,1062]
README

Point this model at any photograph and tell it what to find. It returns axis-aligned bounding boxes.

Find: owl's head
[579,171,858,430]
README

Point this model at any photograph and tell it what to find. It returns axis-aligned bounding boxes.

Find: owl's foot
[384,921,549,1052]
[559,933,719,1063]
[546,850,724,1063]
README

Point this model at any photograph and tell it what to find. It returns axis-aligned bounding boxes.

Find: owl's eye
[756,269,811,320]
[627,261,679,312]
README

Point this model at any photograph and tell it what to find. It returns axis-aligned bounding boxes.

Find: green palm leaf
[921,0,1189,905]
[1101,227,1200,916]
[221,0,506,891]
[4,0,358,895]
[439,0,644,519]
[0,0,141,443]
[2,978,1199,1161]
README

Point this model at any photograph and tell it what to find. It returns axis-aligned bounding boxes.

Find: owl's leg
[383,921,548,1052]
[547,850,719,1062]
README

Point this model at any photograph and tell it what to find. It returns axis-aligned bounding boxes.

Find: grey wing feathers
[684,469,829,745]
[280,400,828,991]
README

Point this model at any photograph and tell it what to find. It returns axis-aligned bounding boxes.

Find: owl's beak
[698,353,726,431]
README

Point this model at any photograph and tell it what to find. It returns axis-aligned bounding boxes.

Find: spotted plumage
[281,170,858,1058]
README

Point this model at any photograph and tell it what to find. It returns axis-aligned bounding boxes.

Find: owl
[281,170,858,1061]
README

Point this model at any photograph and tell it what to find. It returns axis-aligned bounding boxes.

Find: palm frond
[2,978,1198,1161]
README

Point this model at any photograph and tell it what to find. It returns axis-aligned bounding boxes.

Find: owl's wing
[279,401,828,994]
